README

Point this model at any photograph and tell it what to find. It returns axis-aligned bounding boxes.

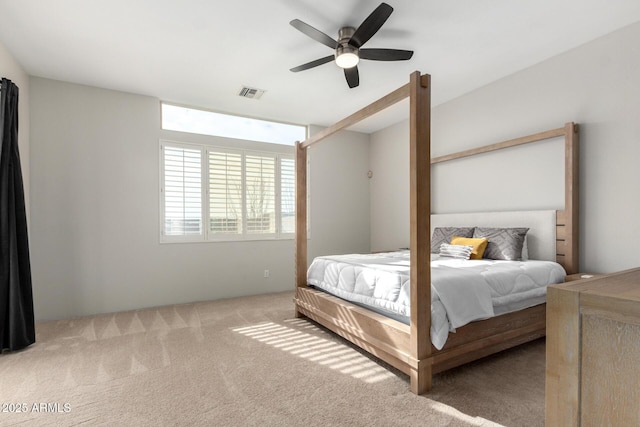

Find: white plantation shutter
[160,141,299,242]
[245,155,275,234]
[209,150,243,236]
[280,157,295,234]
[162,145,203,237]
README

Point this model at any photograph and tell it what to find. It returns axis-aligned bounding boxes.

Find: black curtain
[0,78,35,352]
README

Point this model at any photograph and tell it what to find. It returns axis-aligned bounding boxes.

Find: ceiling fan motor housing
[338,27,356,44]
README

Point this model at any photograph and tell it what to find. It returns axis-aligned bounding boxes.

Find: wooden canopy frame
[293,71,579,394]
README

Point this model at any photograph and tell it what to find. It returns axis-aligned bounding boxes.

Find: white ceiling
[1,0,640,133]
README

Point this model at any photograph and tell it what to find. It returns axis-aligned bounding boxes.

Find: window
[161,141,295,242]
[162,144,203,239]
[161,103,306,146]
[280,157,295,234]
[244,154,276,235]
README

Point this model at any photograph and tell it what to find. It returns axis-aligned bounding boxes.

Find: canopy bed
[293,71,579,394]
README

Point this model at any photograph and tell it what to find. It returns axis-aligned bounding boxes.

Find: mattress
[307,250,565,350]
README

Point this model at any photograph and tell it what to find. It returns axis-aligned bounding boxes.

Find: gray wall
[370,22,640,274]
[308,125,371,259]
[369,120,409,252]
[29,78,370,320]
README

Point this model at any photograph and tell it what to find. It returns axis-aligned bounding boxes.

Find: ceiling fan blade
[290,55,335,72]
[290,19,337,49]
[349,3,393,48]
[344,66,359,88]
[359,48,413,61]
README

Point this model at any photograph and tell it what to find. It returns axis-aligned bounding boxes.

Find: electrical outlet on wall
[263,270,270,278]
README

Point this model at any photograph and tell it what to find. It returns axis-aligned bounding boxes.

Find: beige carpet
[0,292,545,426]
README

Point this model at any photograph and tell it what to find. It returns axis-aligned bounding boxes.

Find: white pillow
[439,243,473,260]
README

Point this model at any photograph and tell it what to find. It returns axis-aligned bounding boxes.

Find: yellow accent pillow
[450,236,488,260]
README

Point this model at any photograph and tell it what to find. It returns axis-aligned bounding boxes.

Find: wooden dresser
[546,268,640,426]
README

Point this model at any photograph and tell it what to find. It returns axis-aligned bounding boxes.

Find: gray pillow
[431,227,475,254]
[473,227,529,260]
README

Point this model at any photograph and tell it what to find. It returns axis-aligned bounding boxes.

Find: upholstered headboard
[431,210,558,262]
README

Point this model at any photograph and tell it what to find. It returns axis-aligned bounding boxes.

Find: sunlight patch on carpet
[431,401,504,427]
[232,320,396,384]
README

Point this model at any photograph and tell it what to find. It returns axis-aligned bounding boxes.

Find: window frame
[161,102,306,146]
[160,140,296,243]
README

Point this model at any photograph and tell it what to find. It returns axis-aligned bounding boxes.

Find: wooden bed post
[295,141,308,318]
[563,122,579,275]
[409,71,432,394]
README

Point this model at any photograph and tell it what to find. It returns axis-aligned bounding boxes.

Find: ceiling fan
[289,2,413,89]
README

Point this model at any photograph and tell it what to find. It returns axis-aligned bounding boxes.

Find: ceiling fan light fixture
[335,45,359,69]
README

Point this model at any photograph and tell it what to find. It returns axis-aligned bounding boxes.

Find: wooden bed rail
[430,126,567,164]
[300,83,410,149]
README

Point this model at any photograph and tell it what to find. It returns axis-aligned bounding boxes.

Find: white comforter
[307,251,565,350]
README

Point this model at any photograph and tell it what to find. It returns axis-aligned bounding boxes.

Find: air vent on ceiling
[238,86,266,100]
